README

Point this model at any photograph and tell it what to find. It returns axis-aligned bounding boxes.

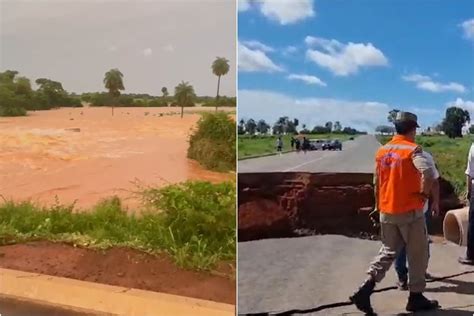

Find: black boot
[406,292,439,312]
[350,278,376,315]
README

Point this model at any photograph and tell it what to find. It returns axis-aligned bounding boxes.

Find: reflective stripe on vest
[381,144,417,150]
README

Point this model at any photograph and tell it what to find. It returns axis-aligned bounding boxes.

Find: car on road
[322,139,342,151]
[331,139,342,150]
[309,139,325,150]
[322,140,332,150]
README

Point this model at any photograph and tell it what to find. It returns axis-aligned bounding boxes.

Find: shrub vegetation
[188,112,236,172]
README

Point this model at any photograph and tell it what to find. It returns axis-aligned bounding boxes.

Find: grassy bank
[238,134,353,159]
[0,181,235,272]
[378,135,473,195]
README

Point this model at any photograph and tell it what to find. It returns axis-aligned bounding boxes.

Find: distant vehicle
[322,140,332,150]
[322,139,342,151]
[309,139,325,150]
[331,139,342,150]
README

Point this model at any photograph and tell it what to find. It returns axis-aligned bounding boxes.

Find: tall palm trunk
[181,104,184,118]
[215,75,221,112]
[111,94,115,116]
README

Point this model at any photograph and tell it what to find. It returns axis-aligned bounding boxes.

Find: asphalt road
[0,296,96,316]
[238,236,474,315]
[238,135,381,173]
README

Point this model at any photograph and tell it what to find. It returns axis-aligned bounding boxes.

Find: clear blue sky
[238,0,474,132]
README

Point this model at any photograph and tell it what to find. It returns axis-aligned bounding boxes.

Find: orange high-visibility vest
[375,135,424,214]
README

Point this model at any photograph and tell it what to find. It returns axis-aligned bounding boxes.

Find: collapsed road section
[238,172,462,242]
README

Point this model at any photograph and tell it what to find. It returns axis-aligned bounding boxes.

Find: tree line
[238,116,367,136]
[376,107,471,139]
[0,56,233,117]
[0,70,82,116]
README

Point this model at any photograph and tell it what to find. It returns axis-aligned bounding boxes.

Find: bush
[147,99,168,107]
[170,101,195,107]
[202,97,236,108]
[0,105,27,117]
[188,112,235,172]
[132,99,147,107]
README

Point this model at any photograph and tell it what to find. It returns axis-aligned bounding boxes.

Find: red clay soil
[238,199,293,241]
[0,241,235,305]
[238,172,461,242]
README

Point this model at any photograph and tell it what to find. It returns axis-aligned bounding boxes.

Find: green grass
[377,134,473,196]
[0,181,235,272]
[238,134,354,159]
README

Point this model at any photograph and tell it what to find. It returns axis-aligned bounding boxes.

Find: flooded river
[0,106,235,210]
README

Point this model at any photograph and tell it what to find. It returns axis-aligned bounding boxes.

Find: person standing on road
[459,143,474,265]
[302,137,309,154]
[394,150,440,290]
[350,112,439,315]
[295,138,301,152]
[290,136,296,151]
[276,136,283,156]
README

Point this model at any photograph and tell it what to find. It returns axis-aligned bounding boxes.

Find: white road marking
[283,155,327,172]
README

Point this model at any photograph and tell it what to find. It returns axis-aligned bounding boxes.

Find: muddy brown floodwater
[0,106,235,210]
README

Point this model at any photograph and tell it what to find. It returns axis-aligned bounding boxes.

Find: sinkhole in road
[238,172,461,242]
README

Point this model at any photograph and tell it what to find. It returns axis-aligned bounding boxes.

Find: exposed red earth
[238,172,461,242]
[0,241,235,304]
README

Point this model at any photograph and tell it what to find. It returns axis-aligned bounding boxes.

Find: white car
[309,139,325,150]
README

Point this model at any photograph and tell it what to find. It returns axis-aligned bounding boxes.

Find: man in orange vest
[350,112,439,314]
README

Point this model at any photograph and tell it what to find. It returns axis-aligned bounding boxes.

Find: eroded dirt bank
[0,107,234,209]
[238,172,461,242]
[0,241,235,304]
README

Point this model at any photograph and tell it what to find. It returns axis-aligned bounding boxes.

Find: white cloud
[282,45,298,56]
[238,89,391,132]
[242,40,274,52]
[143,48,153,56]
[163,44,174,52]
[287,74,326,86]
[460,19,474,41]
[305,36,388,76]
[239,0,251,11]
[239,0,314,25]
[260,0,314,25]
[446,98,474,112]
[238,42,283,72]
[402,73,467,93]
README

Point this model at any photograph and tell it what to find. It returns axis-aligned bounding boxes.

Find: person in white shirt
[459,143,474,265]
[394,150,440,290]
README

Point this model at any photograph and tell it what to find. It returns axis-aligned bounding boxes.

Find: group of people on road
[276,136,310,155]
[351,112,474,315]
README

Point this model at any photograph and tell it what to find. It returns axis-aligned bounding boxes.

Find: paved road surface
[238,236,474,315]
[238,135,381,173]
[0,296,96,316]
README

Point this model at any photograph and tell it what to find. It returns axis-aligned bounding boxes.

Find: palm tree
[103,68,125,116]
[161,87,169,99]
[161,87,169,106]
[211,57,230,111]
[174,81,196,118]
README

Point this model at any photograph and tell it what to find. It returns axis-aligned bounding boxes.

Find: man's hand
[369,208,380,229]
